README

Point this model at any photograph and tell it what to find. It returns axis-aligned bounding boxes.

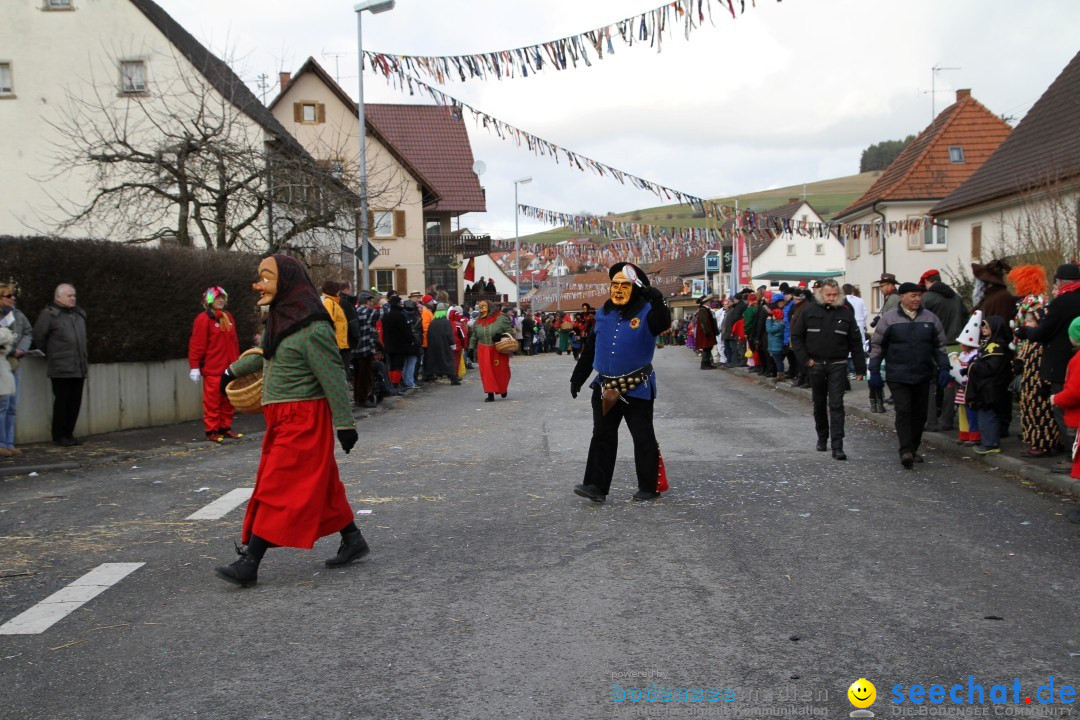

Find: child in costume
[965,315,1014,454]
[1049,317,1080,482]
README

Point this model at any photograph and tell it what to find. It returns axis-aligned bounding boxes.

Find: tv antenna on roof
[321,50,351,83]
[919,63,962,122]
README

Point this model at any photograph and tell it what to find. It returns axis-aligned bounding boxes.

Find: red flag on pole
[464,257,475,283]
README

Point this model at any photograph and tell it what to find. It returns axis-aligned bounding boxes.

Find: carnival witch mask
[610,270,634,306]
[253,257,278,306]
[477,300,490,318]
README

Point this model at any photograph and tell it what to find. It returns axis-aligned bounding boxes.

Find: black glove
[337,428,358,454]
[220,368,235,395]
[571,382,581,399]
[1013,326,1029,341]
[645,286,664,302]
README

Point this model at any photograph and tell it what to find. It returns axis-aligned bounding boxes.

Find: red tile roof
[365,104,487,214]
[835,90,1012,220]
[932,51,1080,216]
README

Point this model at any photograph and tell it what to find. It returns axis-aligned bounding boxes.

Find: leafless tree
[41,49,408,258]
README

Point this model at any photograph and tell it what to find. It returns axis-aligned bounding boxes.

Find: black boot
[816,437,828,451]
[325,529,370,567]
[215,544,260,588]
[485,393,495,402]
[832,440,847,461]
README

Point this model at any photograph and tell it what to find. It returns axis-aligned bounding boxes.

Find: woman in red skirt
[215,255,364,587]
[468,300,512,402]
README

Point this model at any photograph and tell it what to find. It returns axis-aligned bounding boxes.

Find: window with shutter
[393,210,406,237]
[971,223,982,260]
[371,210,393,238]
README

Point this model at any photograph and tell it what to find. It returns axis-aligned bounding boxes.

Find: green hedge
[0,237,265,364]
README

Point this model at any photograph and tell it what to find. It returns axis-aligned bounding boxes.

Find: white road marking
[0,563,145,635]
[185,488,253,520]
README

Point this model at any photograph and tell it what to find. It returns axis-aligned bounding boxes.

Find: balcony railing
[423,233,491,257]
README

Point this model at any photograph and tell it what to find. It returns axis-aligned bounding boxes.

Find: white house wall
[0,0,266,244]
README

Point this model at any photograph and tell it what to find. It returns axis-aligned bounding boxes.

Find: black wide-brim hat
[609,262,651,288]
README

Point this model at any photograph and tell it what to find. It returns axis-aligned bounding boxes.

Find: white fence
[15,357,202,444]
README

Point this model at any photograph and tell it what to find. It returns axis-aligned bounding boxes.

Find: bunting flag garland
[377,72,705,207]
[363,0,778,85]
[505,203,931,268]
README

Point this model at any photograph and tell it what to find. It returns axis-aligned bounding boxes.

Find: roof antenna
[918,64,961,122]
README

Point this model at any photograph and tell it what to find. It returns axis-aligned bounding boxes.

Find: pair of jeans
[887,379,930,455]
[402,355,419,388]
[723,339,737,366]
[809,361,848,441]
[0,369,18,448]
[975,408,1000,448]
[771,352,786,377]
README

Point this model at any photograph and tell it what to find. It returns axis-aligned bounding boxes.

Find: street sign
[340,240,382,259]
[705,255,720,272]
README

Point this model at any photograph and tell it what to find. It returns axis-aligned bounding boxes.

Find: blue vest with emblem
[590,302,657,400]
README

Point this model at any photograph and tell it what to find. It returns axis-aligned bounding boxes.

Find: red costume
[1051,349,1080,480]
[188,308,240,434]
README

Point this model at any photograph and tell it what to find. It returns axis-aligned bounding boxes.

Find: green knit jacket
[230,321,354,429]
[468,314,512,350]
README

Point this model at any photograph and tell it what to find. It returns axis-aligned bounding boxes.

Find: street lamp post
[355,0,395,292]
[513,177,532,311]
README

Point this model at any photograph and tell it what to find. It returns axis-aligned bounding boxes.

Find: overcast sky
[159,0,1078,239]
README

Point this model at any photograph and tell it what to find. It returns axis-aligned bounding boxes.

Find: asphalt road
[1,347,1078,719]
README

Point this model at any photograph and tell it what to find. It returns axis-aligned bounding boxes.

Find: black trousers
[51,377,85,441]
[583,386,659,494]
[809,361,848,442]
[888,379,930,456]
[353,354,374,404]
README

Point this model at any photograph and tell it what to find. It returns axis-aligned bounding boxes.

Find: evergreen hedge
[0,237,265,364]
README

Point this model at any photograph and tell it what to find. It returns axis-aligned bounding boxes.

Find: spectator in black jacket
[380,295,417,391]
[919,269,969,432]
[868,282,951,469]
[721,295,746,368]
[791,280,865,460]
[1015,263,1080,449]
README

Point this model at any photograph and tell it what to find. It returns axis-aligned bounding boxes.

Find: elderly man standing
[868,282,951,469]
[791,280,865,460]
[33,284,88,447]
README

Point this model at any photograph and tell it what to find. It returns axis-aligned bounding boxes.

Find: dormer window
[120,60,147,94]
[948,146,965,163]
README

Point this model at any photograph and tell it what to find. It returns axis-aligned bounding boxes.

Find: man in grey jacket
[33,284,88,446]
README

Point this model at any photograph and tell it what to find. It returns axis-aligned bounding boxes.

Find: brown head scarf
[261,255,332,359]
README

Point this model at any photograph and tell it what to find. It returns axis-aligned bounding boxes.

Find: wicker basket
[494,334,519,355]
[225,348,264,414]
[560,321,573,331]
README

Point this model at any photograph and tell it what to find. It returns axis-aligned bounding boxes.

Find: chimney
[956,88,971,101]
[279,72,291,89]
[788,197,800,204]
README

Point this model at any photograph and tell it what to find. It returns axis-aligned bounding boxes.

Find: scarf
[1057,280,1080,298]
[209,309,233,333]
[261,254,332,359]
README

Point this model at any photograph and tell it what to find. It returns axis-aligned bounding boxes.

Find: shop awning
[751,270,845,281]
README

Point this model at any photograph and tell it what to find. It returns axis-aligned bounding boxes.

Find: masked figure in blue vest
[570,262,672,502]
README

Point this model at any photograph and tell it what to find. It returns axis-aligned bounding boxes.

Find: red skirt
[241,399,354,549]
[476,344,511,394]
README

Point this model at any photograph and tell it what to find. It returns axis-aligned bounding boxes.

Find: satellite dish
[472,160,486,176]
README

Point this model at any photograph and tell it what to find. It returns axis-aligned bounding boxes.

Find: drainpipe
[872,201,887,276]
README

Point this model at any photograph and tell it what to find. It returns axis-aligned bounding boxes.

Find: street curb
[722,367,1080,499]
[0,393,405,480]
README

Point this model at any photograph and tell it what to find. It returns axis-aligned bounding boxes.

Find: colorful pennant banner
[364,0,777,85]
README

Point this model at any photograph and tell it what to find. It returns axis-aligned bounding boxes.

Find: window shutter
[293,102,302,123]
[395,268,408,294]
[971,224,982,260]
[317,103,326,123]
[393,210,406,237]
[366,210,374,234]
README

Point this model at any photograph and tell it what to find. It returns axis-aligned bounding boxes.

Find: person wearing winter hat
[972,259,1016,322]
[868,280,951,468]
[919,269,968,433]
[571,262,672,502]
[694,295,719,369]
[965,316,1015,454]
[188,286,241,442]
[1049,316,1080,503]
[765,307,787,379]
[1015,262,1080,459]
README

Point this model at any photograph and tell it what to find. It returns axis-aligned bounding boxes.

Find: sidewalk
[0,389,411,479]
[716,364,1080,499]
